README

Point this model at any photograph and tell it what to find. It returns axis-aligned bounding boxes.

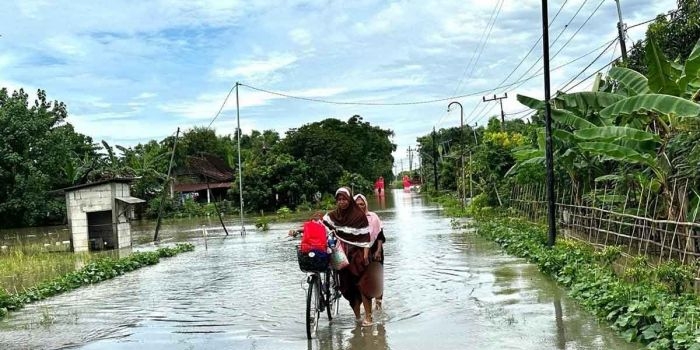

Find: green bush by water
[0,243,194,319]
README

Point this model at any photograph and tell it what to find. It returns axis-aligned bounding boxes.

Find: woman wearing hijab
[354,193,385,310]
[323,187,376,326]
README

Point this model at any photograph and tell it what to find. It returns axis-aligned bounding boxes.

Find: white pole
[236,83,246,236]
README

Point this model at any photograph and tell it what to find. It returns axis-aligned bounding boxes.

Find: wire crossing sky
[0,0,676,163]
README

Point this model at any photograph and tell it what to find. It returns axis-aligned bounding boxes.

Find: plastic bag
[330,242,349,270]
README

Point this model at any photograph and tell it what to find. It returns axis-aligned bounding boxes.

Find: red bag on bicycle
[300,220,327,253]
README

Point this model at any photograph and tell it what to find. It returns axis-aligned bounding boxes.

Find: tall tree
[0,88,98,227]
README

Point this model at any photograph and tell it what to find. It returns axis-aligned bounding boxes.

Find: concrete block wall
[67,184,116,252]
[114,183,133,249]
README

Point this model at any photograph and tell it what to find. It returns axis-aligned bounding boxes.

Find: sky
[0,0,677,173]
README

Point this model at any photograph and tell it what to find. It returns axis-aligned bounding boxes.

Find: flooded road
[0,190,635,349]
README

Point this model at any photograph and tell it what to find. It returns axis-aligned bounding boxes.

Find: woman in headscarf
[354,193,385,310]
[323,187,376,326]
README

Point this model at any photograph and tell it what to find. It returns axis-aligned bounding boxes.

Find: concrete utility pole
[407,146,414,173]
[448,101,466,208]
[432,127,439,191]
[614,0,628,60]
[482,93,508,128]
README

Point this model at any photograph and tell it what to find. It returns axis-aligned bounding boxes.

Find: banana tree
[512,37,700,220]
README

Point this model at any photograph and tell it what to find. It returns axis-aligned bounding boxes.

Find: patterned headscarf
[324,187,370,247]
[353,193,383,243]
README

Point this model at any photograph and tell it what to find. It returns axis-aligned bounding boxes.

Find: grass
[0,243,105,294]
[0,243,195,319]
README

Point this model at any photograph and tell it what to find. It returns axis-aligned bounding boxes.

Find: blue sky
[1,0,676,172]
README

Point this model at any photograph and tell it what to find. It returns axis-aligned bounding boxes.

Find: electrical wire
[451,0,504,96]
[207,83,237,128]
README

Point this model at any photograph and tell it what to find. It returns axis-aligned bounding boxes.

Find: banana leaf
[578,141,656,167]
[551,108,596,129]
[599,94,700,119]
[553,129,576,144]
[574,126,661,142]
[607,67,650,96]
[555,91,626,111]
[513,148,544,162]
[517,94,544,111]
[679,40,700,96]
[595,174,624,182]
[612,139,659,154]
[646,38,681,96]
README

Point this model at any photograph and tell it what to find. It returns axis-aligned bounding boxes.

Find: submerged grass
[0,243,194,320]
[0,243,101,294]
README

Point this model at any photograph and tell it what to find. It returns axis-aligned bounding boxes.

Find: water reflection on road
[0,190,635,349]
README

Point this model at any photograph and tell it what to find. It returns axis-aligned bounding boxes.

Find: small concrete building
[63,178,145,252]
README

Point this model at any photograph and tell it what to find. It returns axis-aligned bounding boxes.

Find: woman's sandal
[361,318,373,327]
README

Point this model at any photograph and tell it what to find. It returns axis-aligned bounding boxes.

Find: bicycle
[297,242,342,339]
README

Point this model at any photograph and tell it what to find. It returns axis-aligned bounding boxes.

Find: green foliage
[0,88,98,227]
[255,216,270,231]
[276,206,291,218]
[0,243,194,319]
[280,115,395,196]
[626,0,700,75]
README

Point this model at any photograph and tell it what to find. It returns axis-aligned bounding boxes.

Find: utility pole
[407,146,414,173]
[235,82,246,236]
[432,127,439,191]
[541,0,557,247]
[448,101,466,209]
[614,0,628,60]
[483,93,508,129]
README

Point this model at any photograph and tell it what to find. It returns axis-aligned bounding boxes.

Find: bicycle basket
[297,246,329,272]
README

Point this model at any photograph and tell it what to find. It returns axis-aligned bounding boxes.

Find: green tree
[0,88,97,227]
[626,0,700,75]
[280,116,395,195]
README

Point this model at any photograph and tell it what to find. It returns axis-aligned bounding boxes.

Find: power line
[563,57,618,92]
[436,0,569,130]
[450,0,504,96]
[547,0,606,68]
[207,84,237,128]
[464,0,504,81]
[558,38,617,91]
[467,0,576,128]
[231,12,667,110]
[465,36,616,127]
[505,0,590,94]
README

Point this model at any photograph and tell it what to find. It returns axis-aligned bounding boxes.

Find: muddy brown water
[0,190,637,349]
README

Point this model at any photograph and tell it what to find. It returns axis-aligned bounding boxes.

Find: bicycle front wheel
[326,270,340,319]
[306,274,321,339]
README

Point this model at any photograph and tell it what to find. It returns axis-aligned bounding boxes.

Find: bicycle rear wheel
[306,274,321,339]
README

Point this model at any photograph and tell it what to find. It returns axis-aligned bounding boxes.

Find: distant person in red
[374,176,385,196]
[402,175,411,191]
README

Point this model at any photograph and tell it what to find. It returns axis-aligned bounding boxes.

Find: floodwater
[0,190,637,350]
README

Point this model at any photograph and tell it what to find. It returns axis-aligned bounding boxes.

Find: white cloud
[212,53,299,80]
[354,3,405,36]
[289,28,311,46]
[136,92,157,99]
[45,35,87,57]
[0,0,680,161]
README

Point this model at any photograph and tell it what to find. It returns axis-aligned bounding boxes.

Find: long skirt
[338,243,383,307]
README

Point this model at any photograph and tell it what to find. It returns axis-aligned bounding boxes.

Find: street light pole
[448,101,465,209]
